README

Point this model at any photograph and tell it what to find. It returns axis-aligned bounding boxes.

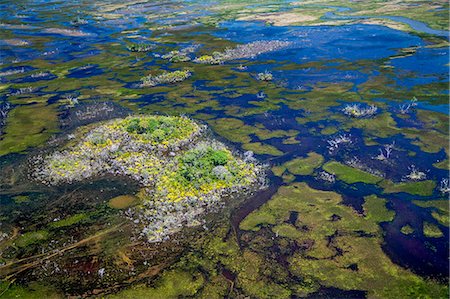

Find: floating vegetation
[0,0,448,297]
[342,103,378,118]
[126,43,155,52]
[141,69,192,87]
[33,115,264,242]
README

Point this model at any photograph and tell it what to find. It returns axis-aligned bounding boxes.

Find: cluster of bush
[127,43,155,52]
[141,69,192,87]
[33,115,264,242]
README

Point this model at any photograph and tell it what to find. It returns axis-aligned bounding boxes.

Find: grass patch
[323,161,382,184]
[380,180,436,196]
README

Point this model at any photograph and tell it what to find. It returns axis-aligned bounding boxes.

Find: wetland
[0,0,448,298]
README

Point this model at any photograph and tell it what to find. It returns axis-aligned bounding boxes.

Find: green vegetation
[322,161,383,184]
[14,230,49,248]
[363,195,395,223]
[156,142,259,202]
[0,281,62,299]
[108,270,204,299]
[413,199,449,226]
[240,182,447,298]
[49,213,88,229]
[380,180,436,196]
[34,115,262,242]
[122,116,199,145]
[0,104,59,156]
[401,225,414,235]
[274,152,324,176]
[126,43,155,52]
[423,222,443,238]
[242,142,283,156]
[141,70,192,87]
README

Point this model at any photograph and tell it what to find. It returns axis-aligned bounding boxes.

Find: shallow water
[0,0,448,297]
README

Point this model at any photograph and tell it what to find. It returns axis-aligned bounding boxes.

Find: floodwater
[0,0,448,297]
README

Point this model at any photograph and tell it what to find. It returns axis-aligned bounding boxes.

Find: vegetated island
[32,115,265,242]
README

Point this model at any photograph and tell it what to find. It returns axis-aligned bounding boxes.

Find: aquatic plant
[399,97,418,114]
[127,43,155,52]
[342,103,378,118]
[256,70,273,81]
[141,69,192,87]
[404,165,427,181]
